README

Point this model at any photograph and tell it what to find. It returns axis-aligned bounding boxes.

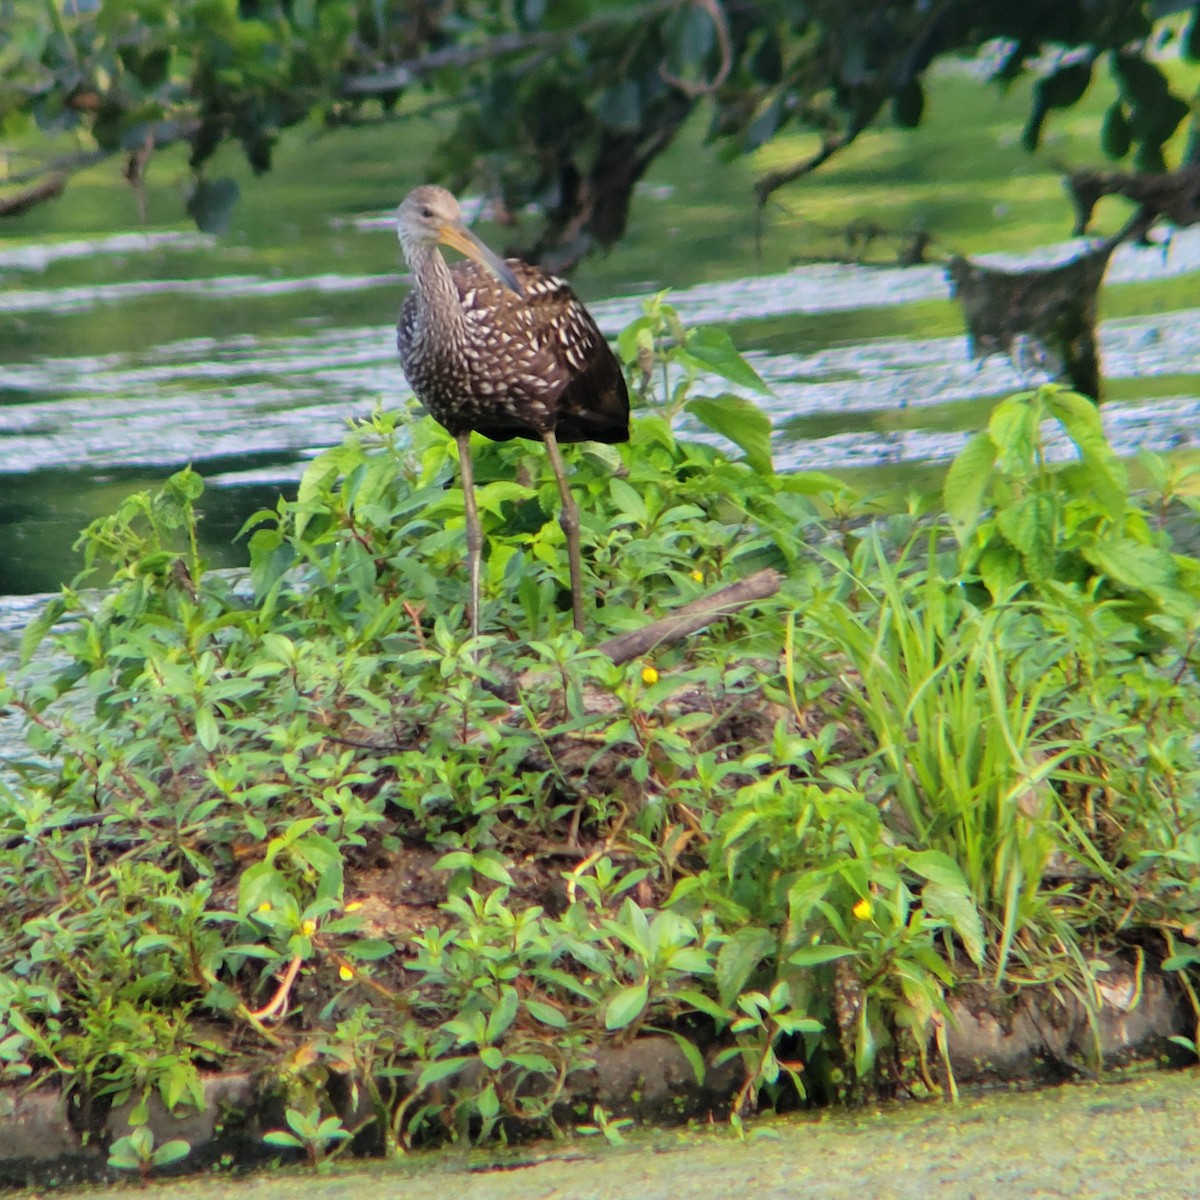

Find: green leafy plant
[107,1126,190,1183]
[945,384,1197,648]
[577,1104,635,1146]
[263,1107,352,1168]
[619,292,776,476]
[1,312,1198,1155]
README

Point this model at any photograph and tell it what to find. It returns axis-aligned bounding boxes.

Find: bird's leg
[541,430,586,634]
[455,430,482,640]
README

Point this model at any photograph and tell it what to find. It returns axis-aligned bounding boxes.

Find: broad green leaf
[294,449,347,539]
[744,92,786,151]
[416,1055,473,1089]
[344,939,395,961]
[477,1082,499,1120]
[788,943,855,967]
[988,394,1038,474]
[192,704,218,751]
[609,477,648,525]
[291,832,342,877]
[665,0,715,75]
[906,849,970,892]
[1060,455,1126,522]
[996,493,1056,580]
[678,328,772,394]
[715,926,776,1008]
[475,479,535,515]
[237,862,289,919]
[1082,538,1178,594]
[921,883,985,967]
[673,987,730,1022]
[617,314,657,364]
[470,850,514,886]
[524,999,568,1028]
[1036,60,1093,111]
[667,1031,707,1085]
[19,595,66,667]
[486,984,519,1042]
[1101,101,1132,158]
[248,527,293,598]
[778,470,853,497]
[1045,389,1127,518]
[262,1131,303,1149]
[506,1052,555,1073]
[944,432,997,534]
[1042,387,1101,438]
[166,466,204,502]
[979,542,1022,600]
[259,632,297,664]
[604,982,648,1030]
[150,1140,192,1167]
[686,395,774,476]
[854,1000,877,1077]
[186,176,240,234]
[1164,948,1200,971]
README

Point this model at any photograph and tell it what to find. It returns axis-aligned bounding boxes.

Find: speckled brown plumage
[398,258,628,445]
[394,184,630,636]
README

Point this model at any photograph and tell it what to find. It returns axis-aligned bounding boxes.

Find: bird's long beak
[438,221,525,299]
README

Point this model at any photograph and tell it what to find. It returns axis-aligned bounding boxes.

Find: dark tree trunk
[521,93,695,274]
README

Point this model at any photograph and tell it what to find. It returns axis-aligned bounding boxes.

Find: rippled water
[1,207,1198,595]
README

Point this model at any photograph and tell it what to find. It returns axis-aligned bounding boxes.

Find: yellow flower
[338,964,354,982]
[852,897,873,921]
[641,665,659,685]
[344,901,363,913]
[257,902,272,914]
[691,570,704,583]
[301,918,317,937]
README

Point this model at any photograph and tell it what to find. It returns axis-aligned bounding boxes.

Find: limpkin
[395,185,630,636]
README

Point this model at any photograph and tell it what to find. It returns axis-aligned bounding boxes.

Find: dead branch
[597,568,784,665]
[2,147,109,188]
[0,175,67,217]
[753,123,867,210]
[1066,164,1200,238]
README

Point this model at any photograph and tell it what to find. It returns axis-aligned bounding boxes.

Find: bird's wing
[511,264,630,445]
[448,260,630,444]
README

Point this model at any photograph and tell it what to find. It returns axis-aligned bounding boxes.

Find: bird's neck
[405,242,464,342]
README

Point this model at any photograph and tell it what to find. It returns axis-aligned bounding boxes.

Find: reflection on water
[1,214,1198,596]
[0,230,215,274]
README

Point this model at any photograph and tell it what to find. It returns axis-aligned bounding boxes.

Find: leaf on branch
[186,177,240,234]
[944,432,997,536]
[685,395,774,476]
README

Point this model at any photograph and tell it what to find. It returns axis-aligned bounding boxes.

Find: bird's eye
[420,206,434,219]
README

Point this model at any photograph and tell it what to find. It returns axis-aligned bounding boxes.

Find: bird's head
[396,185,524,298]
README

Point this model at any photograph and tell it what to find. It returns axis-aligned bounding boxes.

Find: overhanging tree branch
[340,2,680,97]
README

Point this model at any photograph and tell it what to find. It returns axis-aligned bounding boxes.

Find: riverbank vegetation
[1,308,1198,1162]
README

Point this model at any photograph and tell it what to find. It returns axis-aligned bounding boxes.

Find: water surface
[1,128,1197,595]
